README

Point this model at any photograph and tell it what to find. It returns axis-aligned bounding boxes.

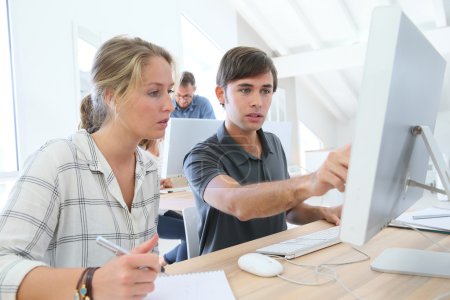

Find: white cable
[393,220,450,252]
[269,247,370,300]
[321,265,364,300]
[395,221,450,300]
[270,220,448,299]
[432,290,450,300]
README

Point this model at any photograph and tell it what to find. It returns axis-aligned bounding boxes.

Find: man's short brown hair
[179,71,195,87]
[216,46,277,92]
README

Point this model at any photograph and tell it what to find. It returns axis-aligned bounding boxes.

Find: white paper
[145,270,235,300]
[393,207,450,232]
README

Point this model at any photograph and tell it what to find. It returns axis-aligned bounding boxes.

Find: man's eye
[240,88,251,94]
[261,89,272,95]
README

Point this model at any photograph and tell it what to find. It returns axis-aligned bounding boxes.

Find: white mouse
[238,253,283,277]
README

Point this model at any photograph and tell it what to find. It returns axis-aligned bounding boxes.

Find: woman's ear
[215,86,225,106]
[104,90,113,104]
[104,90,117,112]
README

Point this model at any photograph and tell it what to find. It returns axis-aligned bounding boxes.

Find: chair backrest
[182,206,200,258]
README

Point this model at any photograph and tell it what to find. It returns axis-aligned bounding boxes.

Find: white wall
[9,0,237,167]
[278,78,300,165]
[337,119,355,146]
[180,0,237,53]
[294,77,338,148]
[236,14,272,54]
[435,110,450,159]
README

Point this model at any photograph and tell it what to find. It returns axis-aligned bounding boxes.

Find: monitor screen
[339,6,447,277]
[161,118,221,179]
[161,118,292,179]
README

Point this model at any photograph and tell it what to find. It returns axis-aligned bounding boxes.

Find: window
[180,15,224,119]
[0,0,17,176]
[73,25,99,100]
[267,88,287,122]
[299,122,324,174]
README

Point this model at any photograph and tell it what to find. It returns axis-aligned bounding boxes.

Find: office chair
[182,206,200,258]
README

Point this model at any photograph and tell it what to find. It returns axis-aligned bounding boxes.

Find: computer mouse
[238,253,283,277]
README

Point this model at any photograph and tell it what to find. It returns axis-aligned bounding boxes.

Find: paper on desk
[146,270,235,300]
[393,207,450,233]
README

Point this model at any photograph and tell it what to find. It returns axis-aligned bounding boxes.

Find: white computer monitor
[161,118,220,179]
[340,6,450,278]
[161,118,292,179]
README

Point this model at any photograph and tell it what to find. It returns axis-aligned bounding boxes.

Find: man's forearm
[205,174,315,221]
[286,202,323,225]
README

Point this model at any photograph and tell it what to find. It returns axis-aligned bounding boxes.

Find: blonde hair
[79,35,174,133]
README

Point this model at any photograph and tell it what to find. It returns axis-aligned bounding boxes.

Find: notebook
[146,270,235,300]
[390,207,450,233]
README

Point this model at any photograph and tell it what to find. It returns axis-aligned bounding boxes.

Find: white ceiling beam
[231,0,290,55]
[274,43,366,78]
[287,0,322,49]
[337,0,359,40]
[312,71,359,118]
[275,26,450,78]
[433,0,449,27]
[299,75,349,122]
[425,25,450,52]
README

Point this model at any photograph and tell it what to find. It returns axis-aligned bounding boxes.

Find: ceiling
[231,0,450,123]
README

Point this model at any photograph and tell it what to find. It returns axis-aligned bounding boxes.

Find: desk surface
[159,191,194,211]
[166,221,450,300]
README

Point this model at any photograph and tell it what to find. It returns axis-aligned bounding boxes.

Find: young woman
[0,35,175,299]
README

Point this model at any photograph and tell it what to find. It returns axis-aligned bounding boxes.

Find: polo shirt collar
[216,123,274,165]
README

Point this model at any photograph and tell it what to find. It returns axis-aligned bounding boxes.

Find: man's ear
[215,86,225,106]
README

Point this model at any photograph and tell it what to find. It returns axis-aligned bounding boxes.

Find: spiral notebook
[145,270,235,300]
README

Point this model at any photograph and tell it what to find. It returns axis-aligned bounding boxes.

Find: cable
[392,220,450,252]
[432,290,450,300]
[395,221,450,300]
[269,247,370,300]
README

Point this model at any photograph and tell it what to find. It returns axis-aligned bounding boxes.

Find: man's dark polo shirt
[183,122,289,254]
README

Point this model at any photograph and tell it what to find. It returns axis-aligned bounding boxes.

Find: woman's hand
[92,234,162,300]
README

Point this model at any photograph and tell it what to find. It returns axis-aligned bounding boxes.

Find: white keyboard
[256,226,341,259]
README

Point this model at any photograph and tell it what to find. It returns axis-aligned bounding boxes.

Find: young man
[171,71,216,119]
[183,46,350,255]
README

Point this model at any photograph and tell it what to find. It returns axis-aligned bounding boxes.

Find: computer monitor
[340,6,450,278]
[161,118,292,179]
[161,118,221,179]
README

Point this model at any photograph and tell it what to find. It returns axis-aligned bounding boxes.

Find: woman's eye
[168,89,175,96]
[148,90,160,97]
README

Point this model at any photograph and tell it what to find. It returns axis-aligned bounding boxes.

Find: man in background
[171,71,216,119]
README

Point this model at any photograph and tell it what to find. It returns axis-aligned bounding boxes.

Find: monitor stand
[408,125,450,200]
[371,248,450,278]
[371,125,450,278]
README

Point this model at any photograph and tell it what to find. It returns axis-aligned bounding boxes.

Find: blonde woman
[0,35,175,299]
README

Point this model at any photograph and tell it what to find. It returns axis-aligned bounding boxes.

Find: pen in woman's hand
[96,236,166,273]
